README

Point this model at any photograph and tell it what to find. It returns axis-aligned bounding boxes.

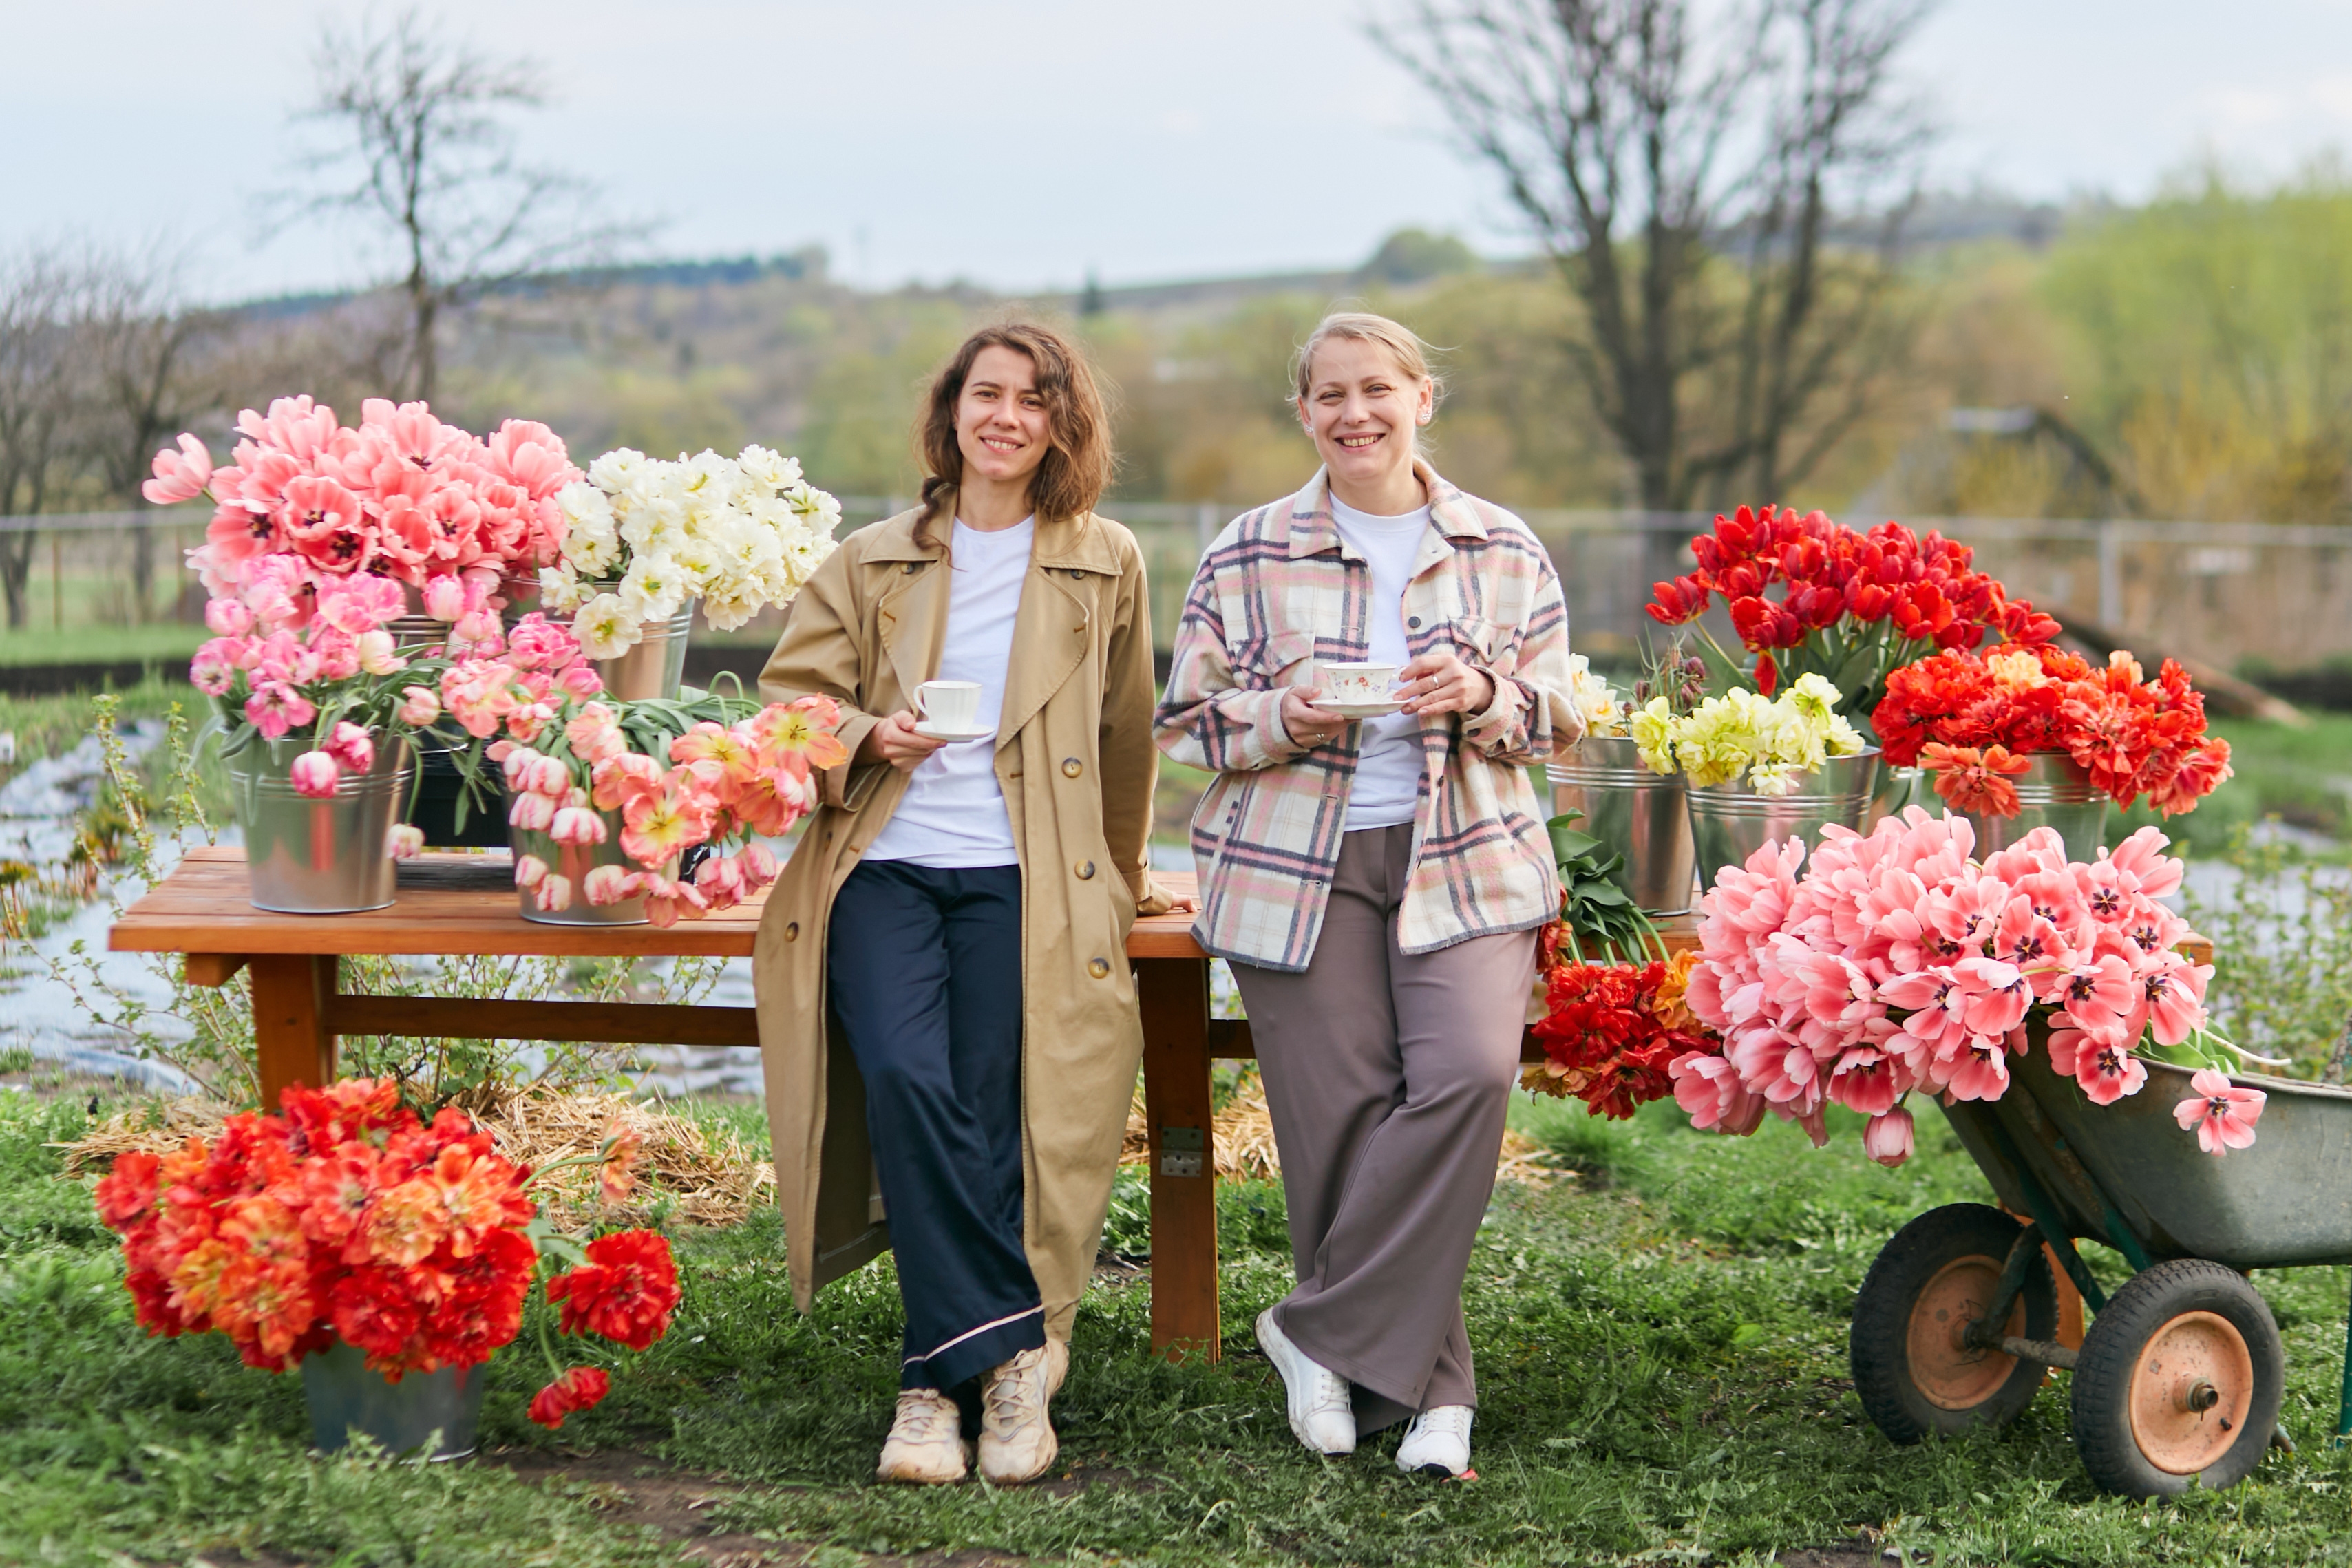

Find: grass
[2110,714,2352,856]
[6,1088,2352,1565]
[0,623,209,668]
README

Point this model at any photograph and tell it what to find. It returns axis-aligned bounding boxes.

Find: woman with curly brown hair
[755,321,1178,1486]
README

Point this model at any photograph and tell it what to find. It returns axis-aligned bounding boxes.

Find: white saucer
[1311,698,1408,719]
[914,721,995,742]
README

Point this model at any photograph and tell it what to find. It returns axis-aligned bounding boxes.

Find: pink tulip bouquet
[1665,809,2269,1165]
[150,396,593,807]
[149,394,581,616]
[446,662,846,923]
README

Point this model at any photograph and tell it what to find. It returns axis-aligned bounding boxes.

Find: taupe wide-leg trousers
[1231,822,1538,1433]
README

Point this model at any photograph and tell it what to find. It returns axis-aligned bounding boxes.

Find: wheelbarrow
[1850,1043,2352,1497]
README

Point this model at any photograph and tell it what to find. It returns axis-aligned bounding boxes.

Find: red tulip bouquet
[93,1077,681,1428]
[1644,505,2062,735]
[1872,643,2234,818]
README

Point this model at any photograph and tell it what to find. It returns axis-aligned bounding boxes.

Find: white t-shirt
[1328,494,1430,831]
[865,516,1033,868]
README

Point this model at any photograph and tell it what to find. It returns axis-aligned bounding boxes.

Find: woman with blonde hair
[756,321,1176,1485]
[1155,311,1579,1479]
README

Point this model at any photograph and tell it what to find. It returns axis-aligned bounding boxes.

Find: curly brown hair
[918,322,1112,524]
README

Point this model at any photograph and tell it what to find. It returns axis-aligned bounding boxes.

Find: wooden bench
[112,847,1711,1360]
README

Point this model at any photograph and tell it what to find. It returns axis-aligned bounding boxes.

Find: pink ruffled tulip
[245,683,315,740]
[326,722,374,773]
[356,630,405,676]
[509,789,556,832]
[191,637,246,697]
[385,824,425,860]
[582,863,639,906]
[558,663,604,699]
[142,433,213,505]
[396,685,441,726]
[423,575,469,622]
[639,874,708,929]
[1863,1107,1914,1168]
[550,805,608,847]
[2174,1068,2265,1156]
[204,597,252,637]
[533,872,573,913]
[289,750,341,798]
[524,755,571,798]
[513,853,549,890]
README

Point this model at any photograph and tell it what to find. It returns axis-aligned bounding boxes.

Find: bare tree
[1377,0,1933,510]
[0,251,84,627]
[82,248,215,617]
[278,8,642,403]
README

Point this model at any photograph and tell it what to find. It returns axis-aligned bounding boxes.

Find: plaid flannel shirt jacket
[1153,463,1583,972]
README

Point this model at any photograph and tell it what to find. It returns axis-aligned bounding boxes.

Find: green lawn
[0,623,208,668]
[6,1088,2351,1566]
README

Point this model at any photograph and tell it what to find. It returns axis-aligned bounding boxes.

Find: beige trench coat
[753,497,1169,1341]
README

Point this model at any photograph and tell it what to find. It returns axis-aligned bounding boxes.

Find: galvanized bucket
[511,802,651,926]
[1550,734,1695,915]
[1686,748,1882,891]
[231,734,414,914]
[1867,765,1929,829]
[584,582,696,700]
[1958,750,2109,863]
[301,1338,489,1459]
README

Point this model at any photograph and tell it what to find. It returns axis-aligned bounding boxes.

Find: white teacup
[914,680,982,732]
[1319,661,1401,705]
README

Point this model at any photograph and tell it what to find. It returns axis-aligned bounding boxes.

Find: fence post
[2097,518,2123,633]
[1195,501,1218,555]
[49,533,59,631]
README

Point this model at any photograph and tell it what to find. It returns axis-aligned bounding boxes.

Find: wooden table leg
[1138,955,1220,1362]
[248,955,337,1110]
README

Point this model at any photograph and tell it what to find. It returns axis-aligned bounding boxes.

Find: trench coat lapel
[997,512,1122,745]
[869,511,949,712]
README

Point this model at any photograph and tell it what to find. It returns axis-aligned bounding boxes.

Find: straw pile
[1119,1077,1564,1187]
[55,1090,776,1229]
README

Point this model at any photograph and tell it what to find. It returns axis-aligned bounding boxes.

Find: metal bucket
[231,735,415,914]
[1958,750,2110,863]
[511,803,650,925]
[1550,734,1695,915]
[301,1338,489,1459]
[1867,765,1929,829]
[1686,748,1882,891]
[589,592,696,701]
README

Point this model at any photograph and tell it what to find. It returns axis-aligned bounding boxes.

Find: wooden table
[112,846,1690,1362]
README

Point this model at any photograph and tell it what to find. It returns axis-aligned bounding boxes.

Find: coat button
[1061,758,1083,778]
[902,562,919,573]
[1075,860,1096,880]
[1088,957,1111,979]
[1408,615,1422,628]
[784,922,800,942]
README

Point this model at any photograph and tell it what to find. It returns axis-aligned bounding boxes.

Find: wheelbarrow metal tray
[1940,1050,2352,1270]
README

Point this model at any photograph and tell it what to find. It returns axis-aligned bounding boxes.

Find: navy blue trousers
[826,860,1046,1394]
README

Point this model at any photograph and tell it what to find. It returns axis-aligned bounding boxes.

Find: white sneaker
[878,1388,971,1483]
[1395,1404,1474,1478]
[977,1339,1068,1485]
[1255,1308,1355,1456]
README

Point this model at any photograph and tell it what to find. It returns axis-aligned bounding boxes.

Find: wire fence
[3,502,2349,676]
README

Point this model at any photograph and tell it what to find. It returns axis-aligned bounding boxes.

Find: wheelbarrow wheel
[2070,1258,2284,1498]
[1850,1203,2058,1444]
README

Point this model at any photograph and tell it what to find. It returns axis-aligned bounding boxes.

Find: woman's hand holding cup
[1280,684,1350,747]
[1397,650,1494,717]
[861,712,949,772]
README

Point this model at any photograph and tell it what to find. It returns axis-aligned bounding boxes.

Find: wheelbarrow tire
[2070,1258,2284,1498]
[1850,1203,2058,1445]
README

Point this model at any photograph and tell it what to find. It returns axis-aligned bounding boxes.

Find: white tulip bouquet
[540,445,842,655]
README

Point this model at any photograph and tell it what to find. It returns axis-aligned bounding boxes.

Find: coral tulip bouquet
[1663,809,2267,1165]
[92,1077,680,1429]
[431,646,845,921]
[1644,505,2061,731]
[1872,642,2234,818]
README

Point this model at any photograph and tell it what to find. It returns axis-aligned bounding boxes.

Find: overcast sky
[6,0,2352,304]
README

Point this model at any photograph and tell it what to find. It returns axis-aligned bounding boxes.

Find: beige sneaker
[877,1388,971,1484]
[977,1339,1068,1485]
